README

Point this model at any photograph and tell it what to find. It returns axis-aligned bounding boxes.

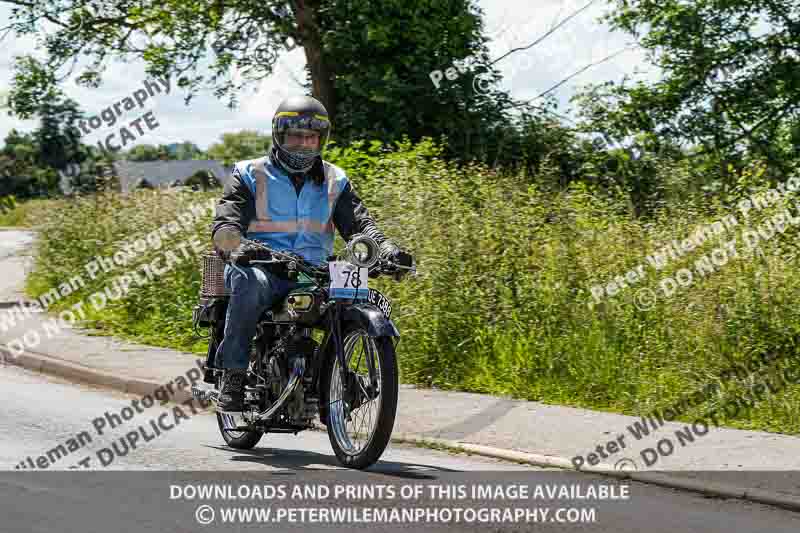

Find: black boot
[217,368,247,412]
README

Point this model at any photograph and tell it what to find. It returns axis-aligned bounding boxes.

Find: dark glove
[214,246,231,262]
[379,241,414,275]
[229,241,271,267]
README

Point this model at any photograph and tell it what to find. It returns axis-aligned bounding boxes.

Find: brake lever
[373,259,417,280]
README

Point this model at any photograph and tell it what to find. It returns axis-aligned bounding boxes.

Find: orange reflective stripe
[252,159,270,221]
[302,220,335,233]
[248,220,299,233]
[246,159,336,238]
[248,219,334,234]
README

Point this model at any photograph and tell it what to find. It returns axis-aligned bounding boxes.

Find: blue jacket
[212,150,391,265]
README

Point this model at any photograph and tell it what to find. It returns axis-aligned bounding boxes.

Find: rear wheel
[324,326,398,469]
[215,375,264,450]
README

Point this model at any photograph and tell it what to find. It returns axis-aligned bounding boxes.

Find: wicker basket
[200,250,230,297]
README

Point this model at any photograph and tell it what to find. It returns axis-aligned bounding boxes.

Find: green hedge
[22,140,800,434]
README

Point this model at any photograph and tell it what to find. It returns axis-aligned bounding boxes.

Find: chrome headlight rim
[346,234,380,269]
[286,292,315,312]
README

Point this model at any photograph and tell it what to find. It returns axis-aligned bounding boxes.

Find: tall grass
[0,197,50,227]
[19,140,800,433]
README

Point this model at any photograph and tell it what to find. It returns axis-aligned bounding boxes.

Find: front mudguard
[316,303,398,426]
[341,303,400,338]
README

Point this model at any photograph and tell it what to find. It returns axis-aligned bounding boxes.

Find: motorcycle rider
[210,95,413,414]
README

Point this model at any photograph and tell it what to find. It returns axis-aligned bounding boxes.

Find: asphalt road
[0,229,34,260]
[2,365,800,532]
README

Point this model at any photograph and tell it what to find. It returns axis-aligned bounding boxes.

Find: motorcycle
[191,227,414,469]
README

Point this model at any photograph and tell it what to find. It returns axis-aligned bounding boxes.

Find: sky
[0,0,657,152]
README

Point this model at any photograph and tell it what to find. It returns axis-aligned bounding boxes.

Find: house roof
[113,160,230,193]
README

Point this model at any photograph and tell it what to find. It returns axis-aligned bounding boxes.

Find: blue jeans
[214,263,297,369]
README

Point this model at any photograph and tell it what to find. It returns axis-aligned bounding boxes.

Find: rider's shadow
[204,444,457,480]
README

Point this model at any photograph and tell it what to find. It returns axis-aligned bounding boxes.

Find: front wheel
[324,326,399,469]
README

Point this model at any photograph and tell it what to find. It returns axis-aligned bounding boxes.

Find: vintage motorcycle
[191,227,414,469]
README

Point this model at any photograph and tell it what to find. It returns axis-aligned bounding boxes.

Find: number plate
[367,288,392,319]
[329,261,369,299]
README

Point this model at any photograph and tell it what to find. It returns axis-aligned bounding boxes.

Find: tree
[184,170,220,190]
[66,149,121,194]
[315,0,517,161]
[0,0,341,115]
[4,57,89,186]
[126,144,169,161]
[1,0,524,166]
[207,131,272,167]
[172,141,205,160]
[0,130,59,198]
[601,0,800,187]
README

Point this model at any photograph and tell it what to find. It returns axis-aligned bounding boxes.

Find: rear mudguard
[341,303,400,338]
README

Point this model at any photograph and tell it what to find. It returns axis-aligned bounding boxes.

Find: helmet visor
[272,113,330,156]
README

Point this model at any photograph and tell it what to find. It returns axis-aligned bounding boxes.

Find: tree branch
[489,0,600,67]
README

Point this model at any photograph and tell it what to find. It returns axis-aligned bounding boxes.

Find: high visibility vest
[233,155,349,265]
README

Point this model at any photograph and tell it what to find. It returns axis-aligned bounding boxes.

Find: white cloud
[480,0,658,112]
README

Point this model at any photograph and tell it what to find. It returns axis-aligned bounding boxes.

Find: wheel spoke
[329,330,385,457]
[353,339,365,373]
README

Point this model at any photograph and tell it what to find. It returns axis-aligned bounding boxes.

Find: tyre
[323,326,399,469]
[215,375,264,450]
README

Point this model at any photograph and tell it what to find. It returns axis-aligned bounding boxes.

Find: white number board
[329,261,369,299]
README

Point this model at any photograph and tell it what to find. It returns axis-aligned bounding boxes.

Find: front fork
[330,304,379,415]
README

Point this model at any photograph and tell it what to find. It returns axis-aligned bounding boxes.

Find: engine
[259,327,320,426]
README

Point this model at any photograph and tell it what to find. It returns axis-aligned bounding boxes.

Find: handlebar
[225,237,415,280]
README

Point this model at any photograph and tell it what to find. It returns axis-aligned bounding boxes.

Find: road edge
[3,343,800,512]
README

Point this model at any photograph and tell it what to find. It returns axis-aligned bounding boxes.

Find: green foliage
[320,0,516,160]
[0,57,96,197]
[1,0,300,108]
[0,129,60,198]
[206,131,272,167]
[24,188,217,354]
[0,197,50,227]
[0,195,16,213]
[125,142,206,161]
[172,141,205,160]
[22,141,800,433]
[184,170,220,191]
[0,195,18,226]
[597,0,800,187]
[0,0,539,175]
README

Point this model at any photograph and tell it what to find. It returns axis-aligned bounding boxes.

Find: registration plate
[367,288,392,319]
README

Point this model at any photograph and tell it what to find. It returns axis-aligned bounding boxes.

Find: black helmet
[271,96,331,173]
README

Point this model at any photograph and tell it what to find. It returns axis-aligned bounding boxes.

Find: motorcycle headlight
[346,234,379,269]
[286,293,314,312]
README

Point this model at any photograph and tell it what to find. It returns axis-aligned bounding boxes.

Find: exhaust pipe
[256,356,305,422]
[191,357,305,422]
